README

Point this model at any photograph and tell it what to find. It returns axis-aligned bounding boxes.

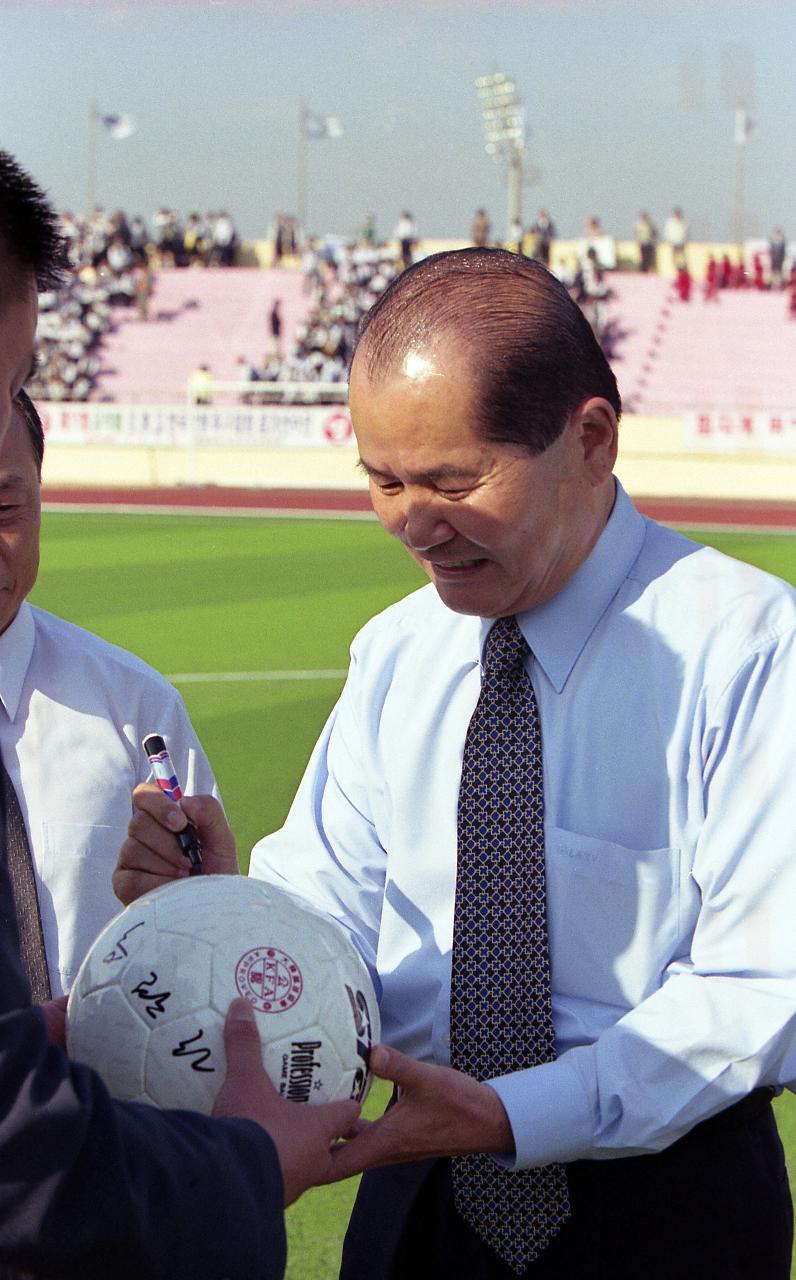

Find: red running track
[41,486,796,531]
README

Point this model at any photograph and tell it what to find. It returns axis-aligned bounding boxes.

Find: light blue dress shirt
[250,483,796,1169]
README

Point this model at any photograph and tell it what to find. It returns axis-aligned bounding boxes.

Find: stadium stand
[605,274,796,414]
[32,280,113,402]
[92,268,307,404]
[28,206,246,404]
[590,271,673,398]
[91,235,402,404]
[88,264,796,414]
[29,202,795,414]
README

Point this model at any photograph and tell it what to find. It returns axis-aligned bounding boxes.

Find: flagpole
[297,100,308,238]
[733,108,746,253]
[86,102,98,217]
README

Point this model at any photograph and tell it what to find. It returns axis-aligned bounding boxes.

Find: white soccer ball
[66,876,380,1113]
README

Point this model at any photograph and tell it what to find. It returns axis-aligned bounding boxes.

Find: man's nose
[397,491,456,552]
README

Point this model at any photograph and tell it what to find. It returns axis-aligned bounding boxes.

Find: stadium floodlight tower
[475,72,527,241]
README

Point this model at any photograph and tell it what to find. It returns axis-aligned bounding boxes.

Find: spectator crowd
[27,205,241,402]
[233,236,405,402]
[27,199,796,405]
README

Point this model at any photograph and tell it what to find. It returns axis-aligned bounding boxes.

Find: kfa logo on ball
[236,946,303,1012]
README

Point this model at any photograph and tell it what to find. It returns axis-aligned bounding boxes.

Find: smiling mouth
[430,558,486,572]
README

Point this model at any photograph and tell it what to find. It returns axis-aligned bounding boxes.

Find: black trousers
[341,1091,792,1279]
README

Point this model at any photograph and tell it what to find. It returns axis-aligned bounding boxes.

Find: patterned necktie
[2,759,51,1002]
[450,615,570,1273]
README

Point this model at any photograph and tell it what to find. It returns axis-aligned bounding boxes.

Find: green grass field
[31,511,796,1278]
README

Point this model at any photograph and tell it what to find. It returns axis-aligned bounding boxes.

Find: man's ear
[570,397,619,487]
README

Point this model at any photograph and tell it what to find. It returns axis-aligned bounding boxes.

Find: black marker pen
[142,733,203,873]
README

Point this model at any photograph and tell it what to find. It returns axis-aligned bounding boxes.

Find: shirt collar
[477,481,646,693]
[0,601,35,721]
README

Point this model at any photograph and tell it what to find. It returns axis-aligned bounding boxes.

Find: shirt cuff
[486,1053,594,1169]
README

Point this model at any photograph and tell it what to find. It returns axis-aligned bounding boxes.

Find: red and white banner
[39,403,356,449]
[683,410,796,453]
[39,402,796,455]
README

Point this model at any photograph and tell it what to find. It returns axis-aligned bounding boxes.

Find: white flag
[304,112,343,140]
[100,113,136,140]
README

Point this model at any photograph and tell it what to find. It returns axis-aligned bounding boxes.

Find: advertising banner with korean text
[683,410,796,453]
[39,403,356,449]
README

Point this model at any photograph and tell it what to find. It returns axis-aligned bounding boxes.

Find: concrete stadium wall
[41,441,363,492]
[614,416,796,502]
[41,416,796,504]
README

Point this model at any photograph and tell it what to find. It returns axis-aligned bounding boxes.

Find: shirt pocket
[39,822,123,994]
[546,826,683,1011]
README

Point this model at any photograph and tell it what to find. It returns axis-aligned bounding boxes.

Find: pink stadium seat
[604,275,796,414]
[93,268,796,415]
[93,268,307,404]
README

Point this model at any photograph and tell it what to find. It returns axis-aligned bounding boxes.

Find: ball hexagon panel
[152,874,267,939]
[119,936,215,1026]
[74,901,155,999]
[146,1008,225,1110]
[264,1026,348,1104]
[67,985,147,1098]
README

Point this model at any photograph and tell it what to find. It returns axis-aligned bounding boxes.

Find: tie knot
[483,615,528,678]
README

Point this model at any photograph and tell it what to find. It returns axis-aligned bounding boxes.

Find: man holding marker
[143,732,204,870]
[0,149,359,1280]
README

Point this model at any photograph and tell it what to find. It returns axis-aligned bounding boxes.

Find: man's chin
[427,562,506,617]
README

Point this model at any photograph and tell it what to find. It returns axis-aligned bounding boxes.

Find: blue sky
[2,0,793,244]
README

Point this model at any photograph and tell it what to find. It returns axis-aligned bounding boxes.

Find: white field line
[42,504,796,535]
[42,502,376,521]
[167,669,348,684]
[658,521,796,535]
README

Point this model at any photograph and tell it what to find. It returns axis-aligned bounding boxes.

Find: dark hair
[353,247,621,455]
[14,388,44,478]
[0,150,68,293]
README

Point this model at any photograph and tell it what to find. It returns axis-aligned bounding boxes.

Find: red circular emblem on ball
[235,947,303,1013]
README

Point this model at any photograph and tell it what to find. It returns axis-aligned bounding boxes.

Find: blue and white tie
[450,614,570,1273]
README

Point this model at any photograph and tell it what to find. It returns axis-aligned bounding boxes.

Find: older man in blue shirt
[122,248,796,1279]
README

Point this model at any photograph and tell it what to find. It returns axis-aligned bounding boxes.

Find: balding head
[352,247,621,456]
